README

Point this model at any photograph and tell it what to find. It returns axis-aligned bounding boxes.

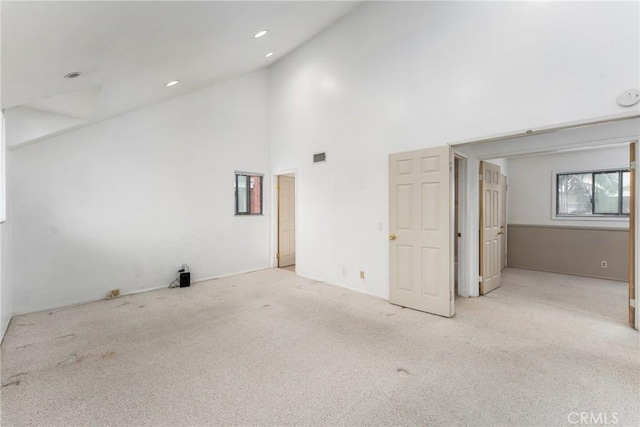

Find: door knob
[389,234,397,240]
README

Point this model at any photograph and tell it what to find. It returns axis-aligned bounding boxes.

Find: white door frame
[453,113,640,329]
[454,154,472,297]
[452,155,481,297]
[270,169,297,269]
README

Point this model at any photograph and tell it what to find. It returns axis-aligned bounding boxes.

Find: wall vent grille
[313,152,326,163]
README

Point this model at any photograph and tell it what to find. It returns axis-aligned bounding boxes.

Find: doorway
[453,115,639,328]
[388,114,639,328]
[277,174,296,272]
[480,148,630,323]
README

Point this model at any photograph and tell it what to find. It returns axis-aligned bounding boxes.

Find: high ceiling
[1,1,361,144]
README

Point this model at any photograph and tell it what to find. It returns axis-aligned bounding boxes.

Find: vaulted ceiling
[1,1,361,145]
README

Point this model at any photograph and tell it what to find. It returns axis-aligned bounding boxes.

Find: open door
[389,145,454,317]
[278,175,296,268]
[480,161,503,294]
[630,143,635,326]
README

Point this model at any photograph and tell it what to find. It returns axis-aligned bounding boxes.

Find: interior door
[389,145,454,317]
[480,161,502,294]
[278,175,296,268]
[500,174,507,271]
[629,143,635,326]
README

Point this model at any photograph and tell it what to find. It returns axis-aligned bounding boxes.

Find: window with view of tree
[235,172,263,215]
[556,169,630,216]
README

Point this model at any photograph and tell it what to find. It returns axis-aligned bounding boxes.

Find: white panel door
[389,146,453,317]
[480,161,502,294]
[278,175,295,267]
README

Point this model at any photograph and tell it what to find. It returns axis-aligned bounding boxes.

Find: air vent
[313,152,326,163]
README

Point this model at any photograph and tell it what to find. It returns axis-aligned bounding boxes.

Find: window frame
[553,167,630,220]
[234,171,264,216]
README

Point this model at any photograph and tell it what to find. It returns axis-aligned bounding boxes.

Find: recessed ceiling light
[64,72,81,79]
[254,30,268,38]
[265,52,274,58]
[165,80,179,87]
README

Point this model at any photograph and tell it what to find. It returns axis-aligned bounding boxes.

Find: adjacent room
[507,145,631,322]
[460,144,631,323]
[1,1,639,426]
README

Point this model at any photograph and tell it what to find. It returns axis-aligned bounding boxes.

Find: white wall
[269,1,640,299]
[10,70,271,314]
[485,158,508,178]
[1,134,10,341]
[5,106,86,148]
[507,146,630,228]
[1,223,10,340]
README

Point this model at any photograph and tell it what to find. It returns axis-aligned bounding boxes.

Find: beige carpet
[499,267,629,323]
[1,268,638,426]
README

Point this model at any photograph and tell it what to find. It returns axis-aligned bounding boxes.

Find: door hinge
[478,275,484,282]
[277,184,280,190]
[631,298,636,308]
[450,291,454,301]
[276,253,280,259]
[631,161,636,171]
[479,174,483,181]
[449,162,453,172]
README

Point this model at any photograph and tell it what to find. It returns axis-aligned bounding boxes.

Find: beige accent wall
[507,224,629,281]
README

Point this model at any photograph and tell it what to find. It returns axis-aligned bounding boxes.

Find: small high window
[235,172,263,215]
[556,169,630,217]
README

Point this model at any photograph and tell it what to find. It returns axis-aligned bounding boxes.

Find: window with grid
[556,169,630,217]
[235,172,263,215]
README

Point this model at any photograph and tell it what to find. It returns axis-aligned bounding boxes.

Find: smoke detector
[617,89,640,107]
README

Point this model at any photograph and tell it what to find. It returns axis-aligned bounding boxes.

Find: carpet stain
[17,323,35,327]
[138,305,145,308]
[1,373,27,388]
[117,302,130,307]
[58,354,84,366]
[262,304,271,308]
[381,312,395,317]
[56,333,76,341]
[101,351,117,359]
[397,368,410,376]
[16,343,33,350]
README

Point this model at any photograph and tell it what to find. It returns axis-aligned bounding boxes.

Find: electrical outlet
[601,261,608,269]
[106,289,120,299]
[360,271,365,279]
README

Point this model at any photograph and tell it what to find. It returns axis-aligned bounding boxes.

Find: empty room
[1,1,639,426]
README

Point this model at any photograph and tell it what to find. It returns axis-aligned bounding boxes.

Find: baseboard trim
[507,265,627,283]
[293,271,388,302]
[10,266,273,318]
[193,267,270,284]
[1,316,12,345]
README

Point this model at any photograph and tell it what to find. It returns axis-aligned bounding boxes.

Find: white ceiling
[2,1,361,124]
